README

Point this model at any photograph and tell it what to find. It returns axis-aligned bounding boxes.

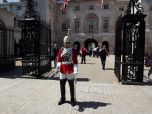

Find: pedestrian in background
[81,46,87,64]
[99,45,109,70]
[145,53,152,80]
[51,44,58,68]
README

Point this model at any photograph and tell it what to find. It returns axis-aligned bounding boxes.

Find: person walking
[51,44,58,68]
[81,46,87,64]
[56,29,78,106]
[99,45,109,70]
[145,53,152,80]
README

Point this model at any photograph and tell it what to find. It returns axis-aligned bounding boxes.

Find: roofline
[0,8,16,16]
[0,2,21,5]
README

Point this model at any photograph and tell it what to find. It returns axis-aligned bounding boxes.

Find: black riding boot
[58,79,67,105]
[68,80,76,106]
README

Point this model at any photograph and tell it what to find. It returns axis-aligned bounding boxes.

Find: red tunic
[57,48,78,74]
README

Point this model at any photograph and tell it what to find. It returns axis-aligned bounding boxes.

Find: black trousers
[81,55,86,63]
[100,57,106,69]
[59,79,75,101]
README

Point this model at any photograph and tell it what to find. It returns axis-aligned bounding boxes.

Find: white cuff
[73,64,78,73]
[57,62,61,67]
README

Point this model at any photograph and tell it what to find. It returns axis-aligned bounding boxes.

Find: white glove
[56,62,61,72]
[73,64,78,77]
[56,66,60,72]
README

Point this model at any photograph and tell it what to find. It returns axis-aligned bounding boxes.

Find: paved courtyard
[0,55,152,114]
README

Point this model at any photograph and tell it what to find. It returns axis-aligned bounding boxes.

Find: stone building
[51,0,152,54]
[0,8,15,27]
[54,0,129,53]
[141,0,152,53]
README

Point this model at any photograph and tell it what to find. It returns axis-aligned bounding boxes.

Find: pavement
[0,55,152,114]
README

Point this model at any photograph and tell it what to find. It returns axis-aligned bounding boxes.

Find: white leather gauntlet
[73,64,78,74]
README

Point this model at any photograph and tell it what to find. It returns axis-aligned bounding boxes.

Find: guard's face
[64,42,70,48]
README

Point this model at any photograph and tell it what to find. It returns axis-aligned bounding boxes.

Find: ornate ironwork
[115,0,146,83]
[21,19,51,78]
[125,0,144,15]
[122,16,146,82]
[22,0,39,19]
[21,0,51,78]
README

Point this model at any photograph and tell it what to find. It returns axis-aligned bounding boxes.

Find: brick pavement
[0,55,152,114]
[0,78,152,114]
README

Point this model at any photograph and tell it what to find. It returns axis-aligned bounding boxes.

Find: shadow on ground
[70,101,111,112]
[79,63,95,65]
[0,66,22,79]
[105,68,114,70]
[50,76,90,82]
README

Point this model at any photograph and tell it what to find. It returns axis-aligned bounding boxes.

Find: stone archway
[84,39,98,49]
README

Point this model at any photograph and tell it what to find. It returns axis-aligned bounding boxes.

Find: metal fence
[114,15,123,82]
[114,0,146,83]
[21,18,51,78]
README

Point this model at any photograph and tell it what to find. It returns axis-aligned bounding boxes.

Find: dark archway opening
[84,39,98,50]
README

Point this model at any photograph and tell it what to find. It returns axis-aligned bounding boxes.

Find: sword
[74,75,77,101]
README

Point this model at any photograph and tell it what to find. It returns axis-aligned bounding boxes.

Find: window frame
[62,23,66,32]
[103,19,109,32]
[74,19,80,31]
[89,5,94,11]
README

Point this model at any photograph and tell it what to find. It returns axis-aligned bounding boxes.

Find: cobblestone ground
[0,55,152,114]
[0,78,152,114]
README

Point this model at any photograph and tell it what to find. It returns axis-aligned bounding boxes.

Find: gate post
[121,0,146,83]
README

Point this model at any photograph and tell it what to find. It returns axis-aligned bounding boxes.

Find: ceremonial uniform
[56,30,78,106]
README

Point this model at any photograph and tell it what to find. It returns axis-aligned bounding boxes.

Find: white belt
[62,62,73,64]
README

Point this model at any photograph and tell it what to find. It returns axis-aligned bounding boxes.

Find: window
[103,19,109,32]
[17,5,21,10]
[62,23,66,32]
[75,6,79,11]
[119,7,124,11]
[89,19,94,30]
[89,5,94,10]
[74,19,79,31]
[34,1,38,7]
[103,5,109,9]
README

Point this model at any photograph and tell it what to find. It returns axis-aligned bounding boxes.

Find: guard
[56,29,78,106]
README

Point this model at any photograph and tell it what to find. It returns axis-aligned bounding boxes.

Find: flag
[61,0,69,13]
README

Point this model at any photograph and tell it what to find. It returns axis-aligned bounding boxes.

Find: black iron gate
[114,15,123,82]
[21,0,51,78]
[0,21,15,72]
[114,0,146,83]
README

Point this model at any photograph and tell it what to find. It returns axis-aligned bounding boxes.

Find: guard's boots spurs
[58,79,66,105]
[68,80,76,107]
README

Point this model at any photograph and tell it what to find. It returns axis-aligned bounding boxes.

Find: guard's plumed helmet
[63,29,71,44]
[63,36,70,43]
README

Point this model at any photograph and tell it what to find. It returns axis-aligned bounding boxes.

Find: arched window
[84,13,98,33]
